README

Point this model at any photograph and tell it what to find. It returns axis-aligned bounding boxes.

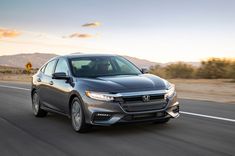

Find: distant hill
[0,53,158,68]
[162,61,201,67]
[123,55,159,68]
[0,53,58,68]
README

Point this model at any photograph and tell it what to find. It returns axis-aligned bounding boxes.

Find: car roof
[63,53,119,59]
[45,53,120,65]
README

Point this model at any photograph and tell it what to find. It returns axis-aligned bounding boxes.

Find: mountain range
[0,53,160,68]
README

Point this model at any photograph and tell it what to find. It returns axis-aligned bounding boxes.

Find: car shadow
[44,112,176,136]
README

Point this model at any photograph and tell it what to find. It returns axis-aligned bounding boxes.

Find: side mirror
[52,72,70,80]
[141,68,149,74]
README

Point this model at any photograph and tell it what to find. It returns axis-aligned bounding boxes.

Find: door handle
[49,81,54,85]
[37,78,41,82]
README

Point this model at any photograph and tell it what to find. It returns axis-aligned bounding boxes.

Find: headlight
[165,84,175,98]
[85,91,114,101]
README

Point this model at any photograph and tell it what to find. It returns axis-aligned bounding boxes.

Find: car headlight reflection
[85,91,114,101]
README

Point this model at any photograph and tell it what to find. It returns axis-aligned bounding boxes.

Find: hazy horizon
[0,52,234,65]
[1,0,235,63]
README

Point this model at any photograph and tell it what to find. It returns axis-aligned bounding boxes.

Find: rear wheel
[71,97,90,133]
[32,91,48,117]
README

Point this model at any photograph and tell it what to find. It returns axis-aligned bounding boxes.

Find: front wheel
[32,91,48,117]
[71,97,91,133]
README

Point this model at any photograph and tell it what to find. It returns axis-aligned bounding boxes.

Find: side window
[44,60,57,76]
[55,59,69,75]
[40,65,46,73]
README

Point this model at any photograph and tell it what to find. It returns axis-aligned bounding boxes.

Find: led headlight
[165,83,175,99]
[85,91,114,101]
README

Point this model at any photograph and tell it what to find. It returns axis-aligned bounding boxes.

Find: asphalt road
[0,81,234,156]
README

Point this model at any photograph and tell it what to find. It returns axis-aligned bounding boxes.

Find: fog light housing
[93,113,112,121]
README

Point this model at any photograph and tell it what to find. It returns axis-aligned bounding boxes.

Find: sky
[0,0,235,63]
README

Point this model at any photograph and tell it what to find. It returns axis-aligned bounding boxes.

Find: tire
[32,91,48,117]
[153,118,170,124]
[71,97,91,133]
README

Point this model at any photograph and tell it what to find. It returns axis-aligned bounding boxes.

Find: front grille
[123,111,166,121]
[123,94,164,102]
[116,94,167,112]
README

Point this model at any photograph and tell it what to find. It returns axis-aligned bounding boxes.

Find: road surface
[0,81,234,156]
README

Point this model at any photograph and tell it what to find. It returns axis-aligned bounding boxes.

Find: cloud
[0,28,20,38]
[67,32,94,38]
[82,22,101,27]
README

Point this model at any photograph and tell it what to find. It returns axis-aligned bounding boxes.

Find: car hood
[77,74,168,93]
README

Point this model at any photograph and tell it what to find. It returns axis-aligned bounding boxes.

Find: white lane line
[0,84,30,91]
[180,111,235,123]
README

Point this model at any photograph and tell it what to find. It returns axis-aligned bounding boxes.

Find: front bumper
[82,92,179,126]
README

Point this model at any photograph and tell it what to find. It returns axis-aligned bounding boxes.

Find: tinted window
[44,60,57,76]
[55,59,69,75]
[69,56,141,78]
[115,57,136,73]
[40,65,46,73]
[71,60,91,71]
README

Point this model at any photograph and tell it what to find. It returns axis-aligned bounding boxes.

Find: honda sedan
[31,54,179,132]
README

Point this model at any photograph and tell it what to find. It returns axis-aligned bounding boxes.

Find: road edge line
[180,111,235,123]
[0,84,30,91]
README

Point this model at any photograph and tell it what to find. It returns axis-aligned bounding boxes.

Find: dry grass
[169,79,235,103]
[0,74,32,82]
[0,65,35,82]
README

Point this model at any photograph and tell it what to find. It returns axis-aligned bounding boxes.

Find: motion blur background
[0,0,235,102]
[0,1,235,156]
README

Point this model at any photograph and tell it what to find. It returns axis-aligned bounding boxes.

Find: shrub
[197,58,233,79]
[149,58,235,79]
[164,62,195,78]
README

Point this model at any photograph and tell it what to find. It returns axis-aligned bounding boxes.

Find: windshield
[69,56,142,78]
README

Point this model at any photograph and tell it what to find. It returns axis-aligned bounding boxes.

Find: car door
[50,58,73,113]
[38,59,59,111]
